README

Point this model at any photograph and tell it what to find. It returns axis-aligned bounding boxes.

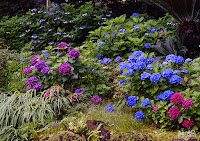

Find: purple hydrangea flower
[41,67,50,75]
[33,83,43,91]
[68,49,80,59]
[57,42,70,52]
[119,29,127,33]
[27,77,38,85]
[23,68,32,74]
[32,55,39,65]
[91,95,102,105]
[75,88,84,94]
[26,85,32,90]
[59,63,72,75]
[34,61,46,70]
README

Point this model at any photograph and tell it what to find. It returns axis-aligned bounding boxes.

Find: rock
[86,120,110,141]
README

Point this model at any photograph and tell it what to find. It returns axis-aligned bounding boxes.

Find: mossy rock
[47,131,85,141]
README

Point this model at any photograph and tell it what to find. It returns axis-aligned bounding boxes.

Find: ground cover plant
[0,1,200,140]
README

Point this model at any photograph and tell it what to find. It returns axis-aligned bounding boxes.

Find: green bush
[0,2,110,51]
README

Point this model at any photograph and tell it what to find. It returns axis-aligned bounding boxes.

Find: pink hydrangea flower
[68,49,80,59]
[182,119,194,129]
[182,99,194,109]
[152,106,158,112]
[168,107,181,120]
[170,92,184,104]
[23,67,32,74]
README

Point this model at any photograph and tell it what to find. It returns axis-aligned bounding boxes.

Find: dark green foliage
[0,2,110,51]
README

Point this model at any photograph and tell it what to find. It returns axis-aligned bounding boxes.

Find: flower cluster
[169,75,182,84]
[33,83,43,91]
[91,95,102,105]
[32,55,39,65]
[23,67,32,74]
[168,107,181,120]
[57,42,70,52]
[125,69,134,75]
[34,61,46,70]
[141,99,151,107]
[141,72,151,80]
[41,67,50,75]
[106,104,115,112]
[59,63,72,75]
[101,58,111,65]
[127,96,138,106]
[170,92,184,104]
[135,111,144,120]
[165,54,184,64]
[182,99,194,109]
[161,69,173,79]
[68,49,80,59]
[146,64,154,70]
[26,77,38,85]
[182,119,195,129]
[157,90,174,101]
[152,106,158,112]
[150,73,161,83]
[75,88,83,94]
[115,56,122,62]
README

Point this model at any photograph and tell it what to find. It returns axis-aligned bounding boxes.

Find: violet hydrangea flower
[27,77,38,85]
[57,42,70,52]
[75,88,84,94]
[106,104,115,112]
[59,63,71,75]
[91,95,102,105]
[34,61,46,70]
[182,99,194,109]
[41,67,50,75]
[68,49,80,59]
[33,83,43,91]
[23,68,32,74]
[32,55,39,65]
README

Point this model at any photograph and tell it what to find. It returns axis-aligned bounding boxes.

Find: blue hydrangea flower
[119,80,127,85]
[132,13,139,16]
[134,25,140,30]
[106,104,115,112]
[128,54,136,63]
[145,43,151,48]
[112,31,118,35]
[127,96,138,106]
[141,72,151,80]
[125,69,134,75]
[115,56,122,62]
[147,57,154,64]
[141,99,151,107]
[119,62,130,73]
[146,64,154,70]
[134,62,146,71]
[150,73,161,83]
[132,51,144,57]
[135,111,144,120]
[119,29,127,33]
[173,70,181,74]
[182,70,189,74]
[175,56,184,64]
[136,56,147,63]
[150,27,157,33]
[101,58,111,64]
[169,75,182,84]
[157,90,174,100]
[94,54,103,59]
[185,58,192,62]
[98,41,104,45]
[165,54,177,63]
[161,69,174,79]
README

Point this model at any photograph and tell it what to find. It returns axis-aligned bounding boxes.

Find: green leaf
[178,116,183,123]
[111,47,118,51]
[192,125,198,130]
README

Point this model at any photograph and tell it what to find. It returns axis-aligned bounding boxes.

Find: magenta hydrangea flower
[91,95,102,105]
[57,42,70,52]
[196,76,200,79]
[68,49,80,59]
[59,63,71,75]
[34,61,46,70]
[27,77,38,85]
[75,88,83,93]
[33,83,43,91]
[41,67,50,75]
[182,99,194,109]
[23,67,32,74]
[168,107,181,120]
[152,106,158,112]
[26,85,32,90]
[32,55,39,65]
[182,119,194,129]
[170,92,184,104]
